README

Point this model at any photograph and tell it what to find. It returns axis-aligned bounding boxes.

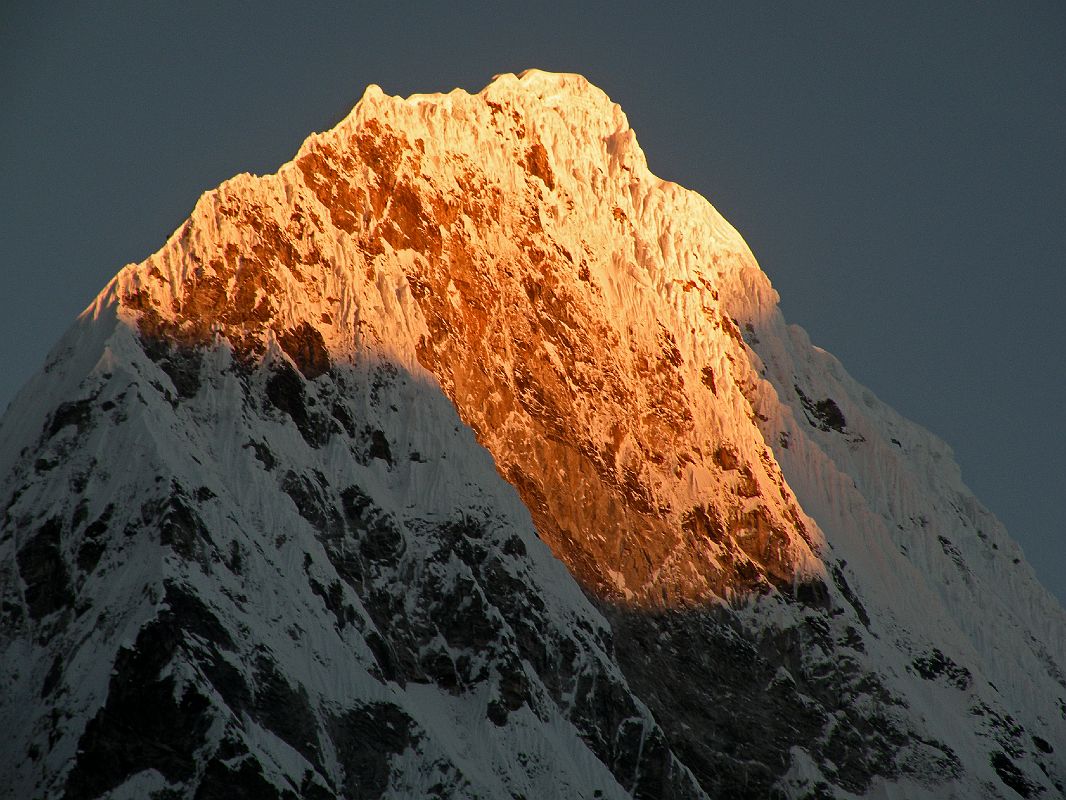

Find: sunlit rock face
[126,73,823,610]
[2,71,1066,799]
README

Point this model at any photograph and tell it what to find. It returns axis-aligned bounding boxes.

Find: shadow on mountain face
[6,73,1059,800]
[239,336,955,799]
[2,314,967,800]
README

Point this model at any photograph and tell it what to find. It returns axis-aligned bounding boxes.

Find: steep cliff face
[119,73,822,610]
[2,71,1064,799]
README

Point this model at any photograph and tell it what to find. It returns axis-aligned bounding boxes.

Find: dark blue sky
[3,2,1064,601]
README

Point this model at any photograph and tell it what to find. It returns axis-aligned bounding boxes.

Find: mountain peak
[3,72,1064,799]
[110,68,814,609]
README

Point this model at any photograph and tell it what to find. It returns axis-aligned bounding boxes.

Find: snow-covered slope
[2,70,1063,799]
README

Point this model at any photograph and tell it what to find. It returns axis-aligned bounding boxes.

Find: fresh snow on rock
[1,70,1063,799]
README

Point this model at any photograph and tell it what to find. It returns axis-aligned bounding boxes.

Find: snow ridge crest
[2,71,1065,800]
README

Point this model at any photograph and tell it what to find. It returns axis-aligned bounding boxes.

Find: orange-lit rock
[116,71,824,609]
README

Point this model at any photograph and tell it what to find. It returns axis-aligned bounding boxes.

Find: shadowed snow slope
[1,70,1064,799]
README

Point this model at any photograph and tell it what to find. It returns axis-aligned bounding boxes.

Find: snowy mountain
[2,69,1064,799]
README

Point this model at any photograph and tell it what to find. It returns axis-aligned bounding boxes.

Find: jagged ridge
[2,70,1064,799]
